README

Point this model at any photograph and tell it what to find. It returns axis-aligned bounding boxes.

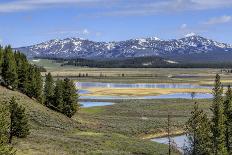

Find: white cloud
[0,0,232,16]
[180,24,187,29]
[203,15,232,25]
[0,0,108,13]
[46,28,91,35]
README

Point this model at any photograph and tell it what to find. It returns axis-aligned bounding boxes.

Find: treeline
[0,46,79,118]
[0,46,43,102]
[44,57,232,68]
[185,74,232,154]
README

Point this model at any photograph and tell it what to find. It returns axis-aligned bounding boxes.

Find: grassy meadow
[0,86,180,155]
[1,58,229,154]
[77,99,212,139]
[31,59,232,86]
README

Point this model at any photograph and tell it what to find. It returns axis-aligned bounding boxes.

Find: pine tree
[25,65,37,98]
[0,46,3,74]
[14,52,29,93]
[211,74,227,155]
[62,78,79,118]
[44,72,54,107]
[9,97,29,144]
[34,67,43,103]
[2,46,18,89]
[185,102,212,155]
[0,104,15,154]
[52,79,64,112]
[223,85,232,153]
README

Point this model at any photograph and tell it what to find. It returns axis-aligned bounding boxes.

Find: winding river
[77,82,211,151]
[77,82,212,100]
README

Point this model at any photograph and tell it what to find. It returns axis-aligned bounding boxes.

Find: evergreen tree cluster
[44,73,79,118]
[0,46,79,117]
[186,74,232,155]
[0,46,43,102]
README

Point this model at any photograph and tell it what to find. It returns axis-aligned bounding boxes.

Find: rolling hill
[0,86,178,155]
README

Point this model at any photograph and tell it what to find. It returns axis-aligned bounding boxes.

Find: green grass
[77,99,212,138]
[0,86,180,155]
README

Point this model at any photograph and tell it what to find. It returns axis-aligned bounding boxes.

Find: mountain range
[16,34,232,63]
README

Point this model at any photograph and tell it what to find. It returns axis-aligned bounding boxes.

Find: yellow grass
[84,88,211,97]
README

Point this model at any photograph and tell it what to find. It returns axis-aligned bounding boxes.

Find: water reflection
[151,135,188,152]
[77,82,210,89]
[79,93,213,100]
[80,102,114,108]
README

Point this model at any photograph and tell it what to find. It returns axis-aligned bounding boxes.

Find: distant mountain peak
[16,35,232,62]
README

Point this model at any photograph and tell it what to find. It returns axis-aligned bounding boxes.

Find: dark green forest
[42,56,232,68]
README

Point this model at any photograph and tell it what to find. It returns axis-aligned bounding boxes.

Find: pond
[151,135,188,153]
[80,101,114,108]
[77,82,209,89]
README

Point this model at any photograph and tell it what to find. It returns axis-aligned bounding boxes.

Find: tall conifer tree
[185,102,212,155]
[2,46,18,89]
[44,72,54,107]
[52,79,64,111]
[9,97,29,144]
[25,65,36,98]
[0,104,15,154]
[14,52,29,93]
[223,85,232,153]
[211,74,227,155]
[62,78,79,118]
[34,67,43,103]
[0,46,3,74]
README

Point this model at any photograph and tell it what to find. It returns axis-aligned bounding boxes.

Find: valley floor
[2,63,229,155]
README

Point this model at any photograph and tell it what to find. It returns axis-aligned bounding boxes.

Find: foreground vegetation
[0,86,179,155]
[185,74,232,154]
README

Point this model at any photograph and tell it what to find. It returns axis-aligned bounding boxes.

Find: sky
[0,0,232,47]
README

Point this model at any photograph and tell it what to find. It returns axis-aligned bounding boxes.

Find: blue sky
[0,0,232,47]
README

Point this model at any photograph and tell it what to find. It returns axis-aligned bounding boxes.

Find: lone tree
[211,74,227,155]
[0,104,15,154]
[185,102,212,155]
[9,97,30,144]
[167,114,171,155]
[191,92,196,100]
[223,85,232,153]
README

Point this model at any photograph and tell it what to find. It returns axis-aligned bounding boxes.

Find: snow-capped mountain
[16,35,232,62]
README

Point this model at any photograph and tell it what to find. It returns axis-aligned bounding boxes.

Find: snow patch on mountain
[16,35,232,59]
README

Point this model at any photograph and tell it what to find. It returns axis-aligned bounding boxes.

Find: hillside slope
[0,86,179,155]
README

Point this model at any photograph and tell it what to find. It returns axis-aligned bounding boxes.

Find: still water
[80,101,114,108]
[77,82,209,89]
[79,93,213,100]
[151,135,188,152]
